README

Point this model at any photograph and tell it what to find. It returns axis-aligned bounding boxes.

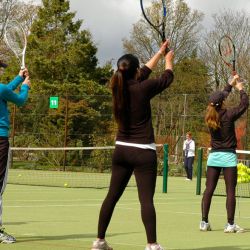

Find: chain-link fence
[9,92,250,171]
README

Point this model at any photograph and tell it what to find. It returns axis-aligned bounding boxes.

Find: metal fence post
[163,144,168,193]
[196,148,203,195]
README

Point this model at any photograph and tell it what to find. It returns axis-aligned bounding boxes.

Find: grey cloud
[28,0,250,66]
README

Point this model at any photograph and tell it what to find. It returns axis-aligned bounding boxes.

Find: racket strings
[220,43,233,59]
[5,26,25,56]
[219,37,235,64]
[142,0,165,28]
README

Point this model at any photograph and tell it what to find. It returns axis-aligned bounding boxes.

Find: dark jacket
[116,65,174,144]
[210,84,249,151]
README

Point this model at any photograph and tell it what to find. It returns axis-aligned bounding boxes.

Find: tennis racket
[4,19,27,69]
[140,0,170,54]
[219,35,236,75]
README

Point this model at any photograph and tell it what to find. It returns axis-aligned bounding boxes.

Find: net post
[162,144,168,193]
[196,148,203,195]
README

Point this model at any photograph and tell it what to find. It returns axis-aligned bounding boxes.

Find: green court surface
[1,177,250,250]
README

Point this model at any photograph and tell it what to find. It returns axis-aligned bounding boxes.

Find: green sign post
[49,96,59,109]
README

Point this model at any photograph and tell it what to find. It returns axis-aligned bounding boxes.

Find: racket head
[219,35,236,72]
[4,19,27,69]
[0,0,11,40]
[140,0,167,42]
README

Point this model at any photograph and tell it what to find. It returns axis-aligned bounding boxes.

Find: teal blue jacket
[0,75,30,137]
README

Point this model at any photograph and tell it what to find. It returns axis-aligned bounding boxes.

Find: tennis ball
[64,183,68,187]
[18,174,22,177]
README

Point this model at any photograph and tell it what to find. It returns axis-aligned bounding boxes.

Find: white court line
[4,197,180,202]
[5,200,250,208]
[4,203,250,219]
[5,196,250,203]
[4,199,250,207]
[5,204,102,208]
[21,233,37,236]
[115,207,250,219]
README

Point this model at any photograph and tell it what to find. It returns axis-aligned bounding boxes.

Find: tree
[27,0,99,84]
[0,0,14,39]
[151,55,209,158]
[200,10,250,89]
[0,0,39,71]
[5,0,113,151]
[200,10,250,149]
[123,0,204,67]
[123,0,206,146]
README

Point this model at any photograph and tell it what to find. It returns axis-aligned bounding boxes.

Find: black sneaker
[0,228,16,243]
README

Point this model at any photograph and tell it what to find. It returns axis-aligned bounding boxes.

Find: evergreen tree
[27,0,100,84]
[10,0,113,150]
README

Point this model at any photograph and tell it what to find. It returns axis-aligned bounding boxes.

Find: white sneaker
[91,239,113,250]
[0,228,16,244]
[145,243,164,250]
[199,221,211,231]
[224,223,244,233]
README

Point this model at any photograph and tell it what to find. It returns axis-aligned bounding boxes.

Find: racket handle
[165,47,170,55]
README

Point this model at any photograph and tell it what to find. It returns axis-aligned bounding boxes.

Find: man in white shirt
[183,131,195,180]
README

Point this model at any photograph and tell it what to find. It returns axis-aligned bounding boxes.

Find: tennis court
[2,176,250,250]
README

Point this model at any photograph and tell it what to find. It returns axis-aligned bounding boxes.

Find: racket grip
[165,47,170,55]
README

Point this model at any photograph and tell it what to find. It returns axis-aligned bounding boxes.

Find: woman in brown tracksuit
[91,41,174,250]
[200,74,249,233]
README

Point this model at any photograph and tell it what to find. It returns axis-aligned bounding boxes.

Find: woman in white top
[183,131,195,180]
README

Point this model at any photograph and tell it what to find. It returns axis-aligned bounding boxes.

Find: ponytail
[205,104,220,130]
[110,54,139,127]
[110,70,127,126]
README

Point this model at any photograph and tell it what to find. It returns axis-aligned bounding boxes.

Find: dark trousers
[97,145,157,243]
[0,137,9,226]
[184,156,194,180]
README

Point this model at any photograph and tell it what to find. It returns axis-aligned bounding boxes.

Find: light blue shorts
[207,152,237,167]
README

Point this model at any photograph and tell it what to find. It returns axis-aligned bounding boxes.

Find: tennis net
[8,145,164,188]
[212,150,250,197]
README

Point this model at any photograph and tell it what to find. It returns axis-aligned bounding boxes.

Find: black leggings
[97,145,157,243]
[201,166,237,225]
[0,137,9,191]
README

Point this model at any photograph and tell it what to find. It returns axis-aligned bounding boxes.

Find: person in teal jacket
[0,61,31,243]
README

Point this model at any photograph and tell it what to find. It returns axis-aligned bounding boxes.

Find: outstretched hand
[158,40,170,55]
[22,75,31,89]
[19,68,29,78]
[158,40,174,62]
[165,49,174,61]
[235,78,244,91]
[229,74,239,86]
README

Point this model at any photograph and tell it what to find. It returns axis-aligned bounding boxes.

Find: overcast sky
[34,0,250,66]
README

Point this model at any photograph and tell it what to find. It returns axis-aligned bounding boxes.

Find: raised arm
[7,69,29,90]
[0,76,31,106]
[227,78,249,121]
[145,40,172,70]
[223,74,241,95]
